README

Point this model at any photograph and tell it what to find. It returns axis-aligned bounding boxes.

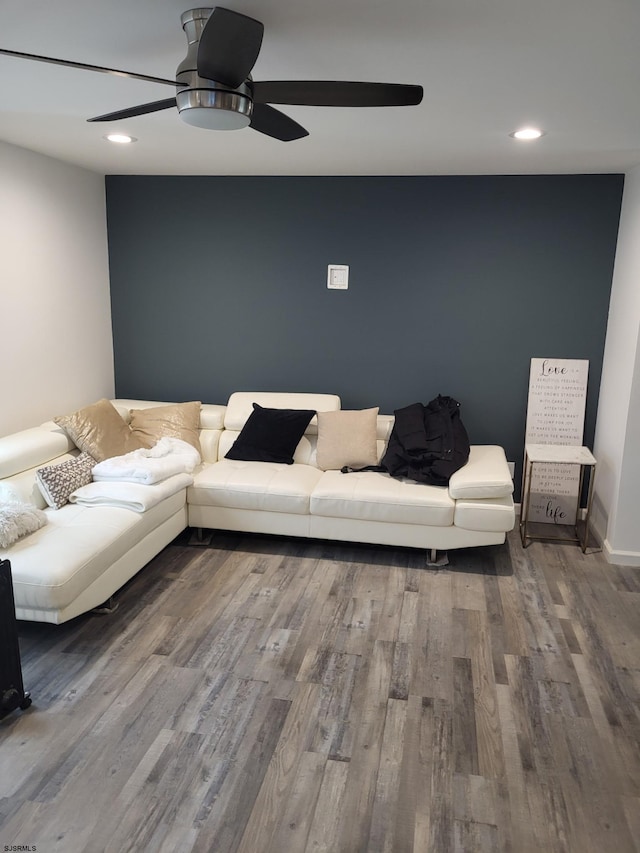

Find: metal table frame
[520,443,597,553]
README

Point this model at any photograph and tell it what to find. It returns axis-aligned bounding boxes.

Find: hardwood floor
[1,529,639,852]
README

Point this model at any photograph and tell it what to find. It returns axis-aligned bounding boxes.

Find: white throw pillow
[316,407,379,471]
[0,501,48,549]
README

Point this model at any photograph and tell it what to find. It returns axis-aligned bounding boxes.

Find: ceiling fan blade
[197,7,264,88]
[249,103,308,142]
[0,47,180,87]
[87,98,177,123]
[251,81,423,107]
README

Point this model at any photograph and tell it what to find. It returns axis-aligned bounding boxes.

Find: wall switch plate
[327,264,349,289]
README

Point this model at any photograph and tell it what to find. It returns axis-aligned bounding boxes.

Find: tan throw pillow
[129,402,202,454]
[316,407,379,471]
[54,399,145,462]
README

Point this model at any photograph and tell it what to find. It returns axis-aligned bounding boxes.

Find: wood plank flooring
[1,529,639,852]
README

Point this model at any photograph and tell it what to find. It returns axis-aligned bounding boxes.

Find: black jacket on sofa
[380,395,470,486]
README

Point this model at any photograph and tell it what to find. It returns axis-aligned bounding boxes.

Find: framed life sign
[524,357,589,525]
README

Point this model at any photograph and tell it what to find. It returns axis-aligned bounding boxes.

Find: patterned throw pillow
[36,453,96,509]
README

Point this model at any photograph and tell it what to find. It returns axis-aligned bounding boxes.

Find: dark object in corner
[0,560,32,719]
[381,395,471,485]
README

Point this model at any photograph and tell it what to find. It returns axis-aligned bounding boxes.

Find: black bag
[0,560,32,719]
[380,395,470,486]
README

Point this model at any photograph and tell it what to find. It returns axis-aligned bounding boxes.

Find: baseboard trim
[602,540,640,567]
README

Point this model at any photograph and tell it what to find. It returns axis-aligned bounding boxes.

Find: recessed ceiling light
[509,127,545,140]
[103,133,137,144]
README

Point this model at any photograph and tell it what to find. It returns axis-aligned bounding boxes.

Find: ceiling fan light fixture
[510,127,545,140]
[1,6,423,143]
[176,87,252,130]
[104,132,137,144]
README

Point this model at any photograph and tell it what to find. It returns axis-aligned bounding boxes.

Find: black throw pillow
[225,403,316,465]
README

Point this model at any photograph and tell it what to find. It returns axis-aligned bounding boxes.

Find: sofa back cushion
[0,424,75,480]
[223,392,341,434]
[1,452,81,509]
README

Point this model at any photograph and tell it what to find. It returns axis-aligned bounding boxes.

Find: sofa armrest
[448,445,514,500]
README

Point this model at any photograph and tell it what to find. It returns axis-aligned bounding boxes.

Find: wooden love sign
[524,358,589,525]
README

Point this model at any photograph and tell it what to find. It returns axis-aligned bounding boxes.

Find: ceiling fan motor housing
[176,8,252,130]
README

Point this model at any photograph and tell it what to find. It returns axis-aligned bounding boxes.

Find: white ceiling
[1,0,639,176]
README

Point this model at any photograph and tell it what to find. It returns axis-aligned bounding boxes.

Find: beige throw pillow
[54,399,145,462]
[129,402,202,454]
[316,407,379,471]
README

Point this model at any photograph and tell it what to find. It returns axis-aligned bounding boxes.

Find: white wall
[592,164,640,565]
[0,142,114,436]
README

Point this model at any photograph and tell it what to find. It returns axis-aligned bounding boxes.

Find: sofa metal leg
[92,596,119,615]
[426,549,449,567]
[188,527,214,546]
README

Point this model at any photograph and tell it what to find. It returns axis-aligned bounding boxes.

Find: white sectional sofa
[0,392,515,624]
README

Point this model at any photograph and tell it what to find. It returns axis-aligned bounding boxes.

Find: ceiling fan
[0,7,423,141]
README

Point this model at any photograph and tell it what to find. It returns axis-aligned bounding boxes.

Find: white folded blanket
[92,437,201,485]
[69,472,192,513]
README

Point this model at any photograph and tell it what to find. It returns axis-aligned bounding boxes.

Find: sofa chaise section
[0,413,191,624]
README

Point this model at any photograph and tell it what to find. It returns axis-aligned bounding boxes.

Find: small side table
[520,443,597,553]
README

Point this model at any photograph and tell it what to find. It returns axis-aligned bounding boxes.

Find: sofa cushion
[54,399,145,462]
[0,480,38,509]
[225,404,315,465]
[199,405,226,430]
[36,452,95,509]
[129,401,203,454]
[316,408,379,471]
[454,496,515,532]
[310,470,455,526]
[189,459,324,514]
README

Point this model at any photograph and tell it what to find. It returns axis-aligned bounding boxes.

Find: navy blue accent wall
[106,175,623,486]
